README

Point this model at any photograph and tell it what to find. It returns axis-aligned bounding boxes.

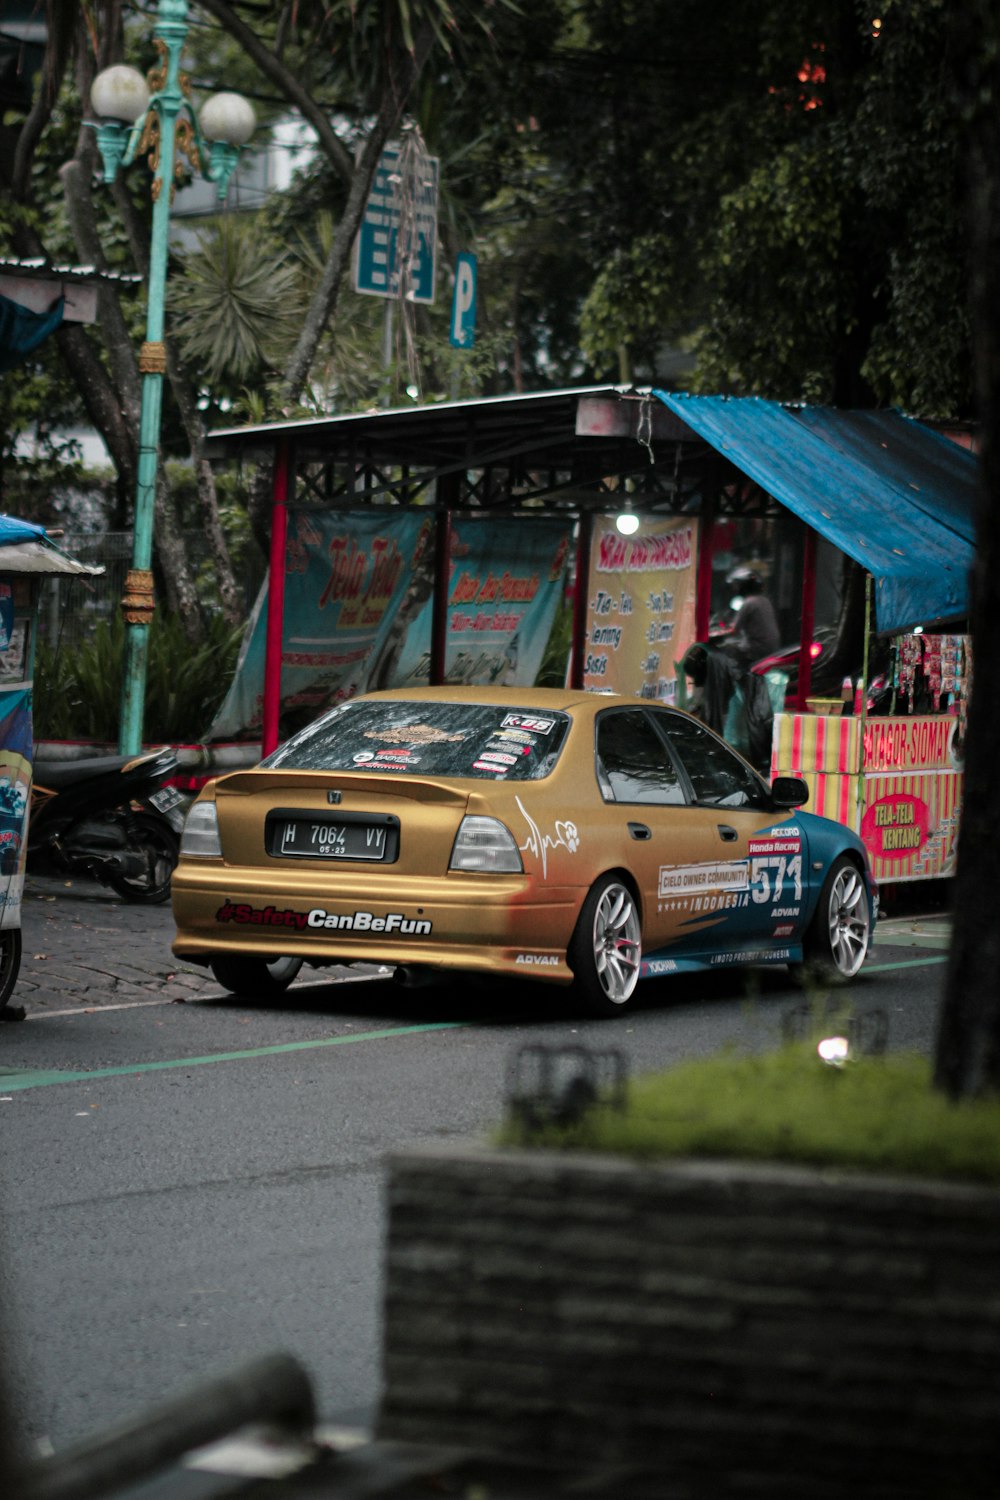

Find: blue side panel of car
[638,813,874,981]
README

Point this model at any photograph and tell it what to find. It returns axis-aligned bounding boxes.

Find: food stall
[654,394,979,886]
[770,628,970,884]
[0,517,101,1010]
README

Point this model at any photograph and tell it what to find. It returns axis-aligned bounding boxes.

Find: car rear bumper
[171,863,581,984]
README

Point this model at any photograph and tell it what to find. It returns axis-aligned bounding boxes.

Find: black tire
[105,813,179,905]
[209,954,304,1000]
[0,928,22,1012]
[568,875,642,1017]
[794,855,872,985]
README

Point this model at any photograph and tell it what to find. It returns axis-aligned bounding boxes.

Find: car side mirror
[770,775,809,809]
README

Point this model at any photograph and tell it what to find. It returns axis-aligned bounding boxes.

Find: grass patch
[500,1046,1000,1185]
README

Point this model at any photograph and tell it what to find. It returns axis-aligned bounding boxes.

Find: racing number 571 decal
[750,852,803,905]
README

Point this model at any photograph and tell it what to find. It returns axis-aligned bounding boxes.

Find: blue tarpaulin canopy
[0,513,102,575]
[0,516,47,547]
[654,392,977,634]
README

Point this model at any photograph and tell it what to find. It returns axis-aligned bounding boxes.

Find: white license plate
[277,818,389,861]
[150,785,185,813]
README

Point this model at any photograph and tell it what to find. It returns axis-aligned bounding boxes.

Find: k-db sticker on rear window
[502,713,555,734]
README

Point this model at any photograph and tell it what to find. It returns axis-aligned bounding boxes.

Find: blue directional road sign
[449,253,477,348]
[353,146,439,304]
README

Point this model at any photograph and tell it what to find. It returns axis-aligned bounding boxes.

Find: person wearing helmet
[727,566,781,666]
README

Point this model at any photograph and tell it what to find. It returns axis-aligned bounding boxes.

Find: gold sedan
[172,687,876,1016]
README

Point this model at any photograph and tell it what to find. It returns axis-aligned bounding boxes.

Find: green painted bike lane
[0,937,950,1095]
[0,1019,476,1094]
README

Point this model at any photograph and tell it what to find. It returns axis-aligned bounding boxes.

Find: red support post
[261,438,290,757]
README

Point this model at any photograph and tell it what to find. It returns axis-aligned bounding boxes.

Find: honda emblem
[328,789,342,805]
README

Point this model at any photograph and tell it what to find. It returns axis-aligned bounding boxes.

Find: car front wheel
[568,875,642,1017]
[209,954,304,1000]
[796,855,871,985]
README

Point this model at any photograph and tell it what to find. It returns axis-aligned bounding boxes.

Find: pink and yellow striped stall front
[770,712,963,883]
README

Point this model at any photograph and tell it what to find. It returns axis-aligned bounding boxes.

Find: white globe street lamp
[89,1,255,754]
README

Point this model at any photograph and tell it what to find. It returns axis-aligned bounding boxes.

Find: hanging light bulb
[616,500,639,536]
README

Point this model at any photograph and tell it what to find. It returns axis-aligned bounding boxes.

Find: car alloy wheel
[569,875,642,1017]
[800,855,871,984]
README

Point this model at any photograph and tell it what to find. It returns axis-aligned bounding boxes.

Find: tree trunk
[154,469,203,628]
[59,157,141,430]
[246,21,437,551]
[933,1,1000,1098]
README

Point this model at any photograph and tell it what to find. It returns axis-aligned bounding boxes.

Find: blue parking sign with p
[449,254,477,349]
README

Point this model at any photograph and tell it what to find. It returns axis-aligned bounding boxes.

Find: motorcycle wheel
[106,812,179,905]
[0,928,22,1012]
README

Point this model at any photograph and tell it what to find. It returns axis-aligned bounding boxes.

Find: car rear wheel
[795,855,871,985]
[209,954,304,1000]
[568,876,642,1017]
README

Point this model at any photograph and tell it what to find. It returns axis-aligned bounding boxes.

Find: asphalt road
[0,876,952,1461]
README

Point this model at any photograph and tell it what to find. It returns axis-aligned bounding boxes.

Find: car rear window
[263,700,571,781]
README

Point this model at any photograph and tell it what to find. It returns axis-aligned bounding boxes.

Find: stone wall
[377,1144,1000,1496]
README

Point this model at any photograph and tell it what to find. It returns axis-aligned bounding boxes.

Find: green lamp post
[89,0,255,755]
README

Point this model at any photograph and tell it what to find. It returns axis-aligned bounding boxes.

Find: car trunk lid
[211,769,472,874]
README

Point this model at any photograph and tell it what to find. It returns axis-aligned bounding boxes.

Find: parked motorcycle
[26,747,186,904]
[748,629,836,705]
[751,629,893,714]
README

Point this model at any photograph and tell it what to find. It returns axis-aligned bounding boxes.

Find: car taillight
[449,816,523,873]
[180,800,222,858]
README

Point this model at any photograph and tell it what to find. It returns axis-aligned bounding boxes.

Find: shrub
[500,1045,1000,1185]
[33,612,244,744]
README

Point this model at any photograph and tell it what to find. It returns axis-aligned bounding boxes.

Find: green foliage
[33,610,244,744]
[691,134,854,403]
[4,0,980,503]
[168,218,301,388]
[580,236,679,382]
[0,293,96,514]
[534,598,573,687]
[319,0,521,103]
[500,1044,1000,1185]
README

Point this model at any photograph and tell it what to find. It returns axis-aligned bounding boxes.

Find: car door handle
[628,822,652,841]
[717,824,739,842]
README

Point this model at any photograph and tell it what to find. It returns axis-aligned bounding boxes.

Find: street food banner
[391,515,572,688]
[209,511,434,739]
[862,715,964,774]
[209,511,572,741]
[0,686,32,930]
[861,715,964,881]
[861,772,962,881]
[583,516,698,702]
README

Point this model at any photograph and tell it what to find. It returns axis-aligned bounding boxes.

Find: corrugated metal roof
[206,384,635,456]
[0,256,141,285]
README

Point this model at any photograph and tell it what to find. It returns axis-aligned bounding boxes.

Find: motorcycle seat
[31,754,163,791]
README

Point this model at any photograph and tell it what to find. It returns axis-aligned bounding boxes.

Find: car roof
[352,686,634,715]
